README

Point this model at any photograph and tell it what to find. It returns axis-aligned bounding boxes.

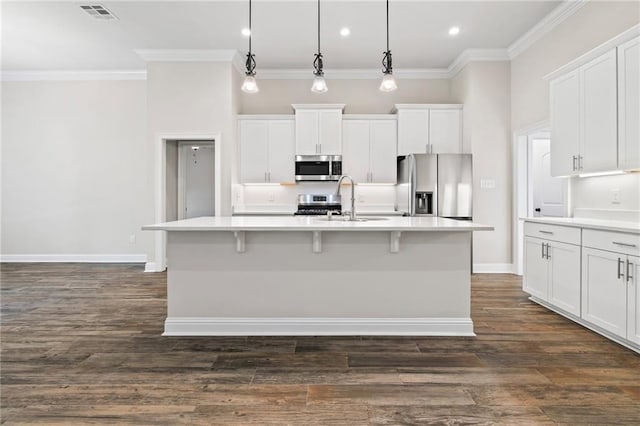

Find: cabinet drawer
[524,222,581,245]
[583,229,640,256]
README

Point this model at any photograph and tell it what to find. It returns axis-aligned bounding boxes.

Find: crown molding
[134,49,238,62]
[0,70,146,82]
[508,0,589,59]
[446,49,510,78]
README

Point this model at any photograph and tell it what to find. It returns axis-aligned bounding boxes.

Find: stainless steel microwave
[295,155,342,181]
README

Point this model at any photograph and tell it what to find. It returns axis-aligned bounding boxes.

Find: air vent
[80,5,118,20]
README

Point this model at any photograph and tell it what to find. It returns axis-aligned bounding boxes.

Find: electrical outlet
[480,179,496,189]
[129,234,136,244]
[358,194,365,203]
[611,189,621,204]
[268,192,275,202]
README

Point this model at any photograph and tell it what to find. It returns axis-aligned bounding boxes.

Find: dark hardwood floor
[1,264,639,425]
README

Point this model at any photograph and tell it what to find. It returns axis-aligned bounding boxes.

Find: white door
[429,109,461,154]
[295,110,319,155]
[550,70,580,176]
[547,241,581,316]
[523,237,548,300]
[581,247,627,338]
[318,110,343,154]
[581,49,618,173]
[181,143,215,219]
[618,36,640,170]
[267,120,295,183]
[531,138,567,217]
[342,120,371,182]
[369,120,398,183]
[397,109,429,155]
[627,255,640,344]
[239,120,268,183]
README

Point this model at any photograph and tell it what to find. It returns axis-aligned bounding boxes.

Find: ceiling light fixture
[379,0,397,92]
[241,0,259,94]
[449,26,460,36]
[340,27,350,37]
[311,0,328,93]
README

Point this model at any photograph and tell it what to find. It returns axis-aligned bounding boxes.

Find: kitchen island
[143,216,493,336]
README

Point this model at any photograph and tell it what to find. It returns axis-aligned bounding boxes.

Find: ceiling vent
[80,5,118,20]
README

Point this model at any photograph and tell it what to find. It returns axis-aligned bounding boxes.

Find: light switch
[480,179,496,189]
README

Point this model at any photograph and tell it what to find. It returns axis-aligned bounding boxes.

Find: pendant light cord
[249,0,252,53]
[317,0,320,54]
[386,0,389,52]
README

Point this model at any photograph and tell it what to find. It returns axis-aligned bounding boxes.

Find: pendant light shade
[241,0,259,94]
[379,0,397,92]
[311,0,327,93]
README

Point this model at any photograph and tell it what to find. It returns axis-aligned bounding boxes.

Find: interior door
[181,143,215,219]
[523,237,548,300]
[531,138,567,217]
[547,241,581,316]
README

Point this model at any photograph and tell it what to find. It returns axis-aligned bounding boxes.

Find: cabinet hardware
[627,260,633,283]
[572,155,577,171]
[617,258,625,279]
[268,172,271,182]
[579,155,583,170]
[264,172,268,182]
[613,241,637,248]
[541,242,545,259]
[546,244,551,259]
[539,230,554,235]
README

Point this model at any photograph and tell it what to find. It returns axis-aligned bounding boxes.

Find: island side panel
[165,230,472,335]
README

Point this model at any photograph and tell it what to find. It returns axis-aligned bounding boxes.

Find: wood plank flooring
[1,263,639,425]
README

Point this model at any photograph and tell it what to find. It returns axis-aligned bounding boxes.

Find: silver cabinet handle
[264,171,268,182]
[627,260,633,283]
[539,230,554,235]
[579,155,583,170]
[618,258,625,279]
[546,243,551,259]
[541,242,545,259]
[613,241,637,248]
[572,155,577,171]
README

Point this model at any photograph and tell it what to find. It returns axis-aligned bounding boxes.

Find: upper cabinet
[618,36,640,171]
[293,105,344,155]
[395,105,463,155]
[548,31,640,177]
[238,118,295,183]
[342,117,397,184]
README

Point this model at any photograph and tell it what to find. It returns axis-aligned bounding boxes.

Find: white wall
[451,61,512,267]
[510,0,640,218]
[1,80,152,260]
[241,78,452,114]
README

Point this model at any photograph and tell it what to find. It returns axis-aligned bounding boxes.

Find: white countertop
[522,217,640,234]
[143,216,494,232]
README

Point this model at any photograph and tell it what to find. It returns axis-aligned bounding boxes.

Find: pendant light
[241,0,259,94]
[311,0,328,93]
[379,0,397,92]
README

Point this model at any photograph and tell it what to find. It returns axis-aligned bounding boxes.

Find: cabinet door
[267,120,295,183]
[627,255,640,344]
[429,109,461,154]
[523,237,548,300]
[547,241,581,316]
[342,120,371,183]
[318,110,343,154]
[295,110,319,155]
[618,37,640,170]
[369,120,398,183]
[550,71,580,177]
[581,49,618,173]
[581,247,627,338]
[239,120,268,183]
[397,109,429,155]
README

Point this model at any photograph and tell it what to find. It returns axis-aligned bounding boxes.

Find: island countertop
[143,215,494,232]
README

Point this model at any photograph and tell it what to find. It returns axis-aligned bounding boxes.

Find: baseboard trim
[0,254,146,263]
[473,263,514,274]
[163,317,475,336]
[144,262,166,273]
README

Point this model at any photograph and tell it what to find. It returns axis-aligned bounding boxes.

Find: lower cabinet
[628,257,640,345]
[523,236,580,316]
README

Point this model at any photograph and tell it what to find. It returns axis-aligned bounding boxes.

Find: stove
[294,194,342,216]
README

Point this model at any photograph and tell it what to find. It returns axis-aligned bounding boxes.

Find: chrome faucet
[335,175,356,221]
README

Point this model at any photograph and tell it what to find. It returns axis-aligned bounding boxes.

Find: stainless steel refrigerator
[396,153,473,219]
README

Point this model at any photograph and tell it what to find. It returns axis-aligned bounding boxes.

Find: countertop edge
[521,217,640,234]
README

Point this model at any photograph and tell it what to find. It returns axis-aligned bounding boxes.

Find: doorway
[513,123,569,275]
[178,141,215,219]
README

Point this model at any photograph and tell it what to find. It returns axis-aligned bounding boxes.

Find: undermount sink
[313,216,390,222]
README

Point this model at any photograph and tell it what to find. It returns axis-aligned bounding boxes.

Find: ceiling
[2,0,561,72]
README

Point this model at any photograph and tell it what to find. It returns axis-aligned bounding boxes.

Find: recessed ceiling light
[241,28,251,37]
[449,26,460,36]
[340,27,350,37]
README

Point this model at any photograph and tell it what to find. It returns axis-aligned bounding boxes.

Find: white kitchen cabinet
[293,105,344,155]
[239,119,295,183]
[628,256,640,345]
[429,109,462,154]
[618,36,640,171]
[342,119,397,184]
[523,236,549,300]
[395,105,462,155]
[550,48,619,176]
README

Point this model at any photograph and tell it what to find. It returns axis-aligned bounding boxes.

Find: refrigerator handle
[409,154,416,216]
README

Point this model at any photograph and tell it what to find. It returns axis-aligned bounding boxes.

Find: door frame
[177,141,215,220]
[148,133,221,273]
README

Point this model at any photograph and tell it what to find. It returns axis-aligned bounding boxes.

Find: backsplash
[570,172,640,213]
